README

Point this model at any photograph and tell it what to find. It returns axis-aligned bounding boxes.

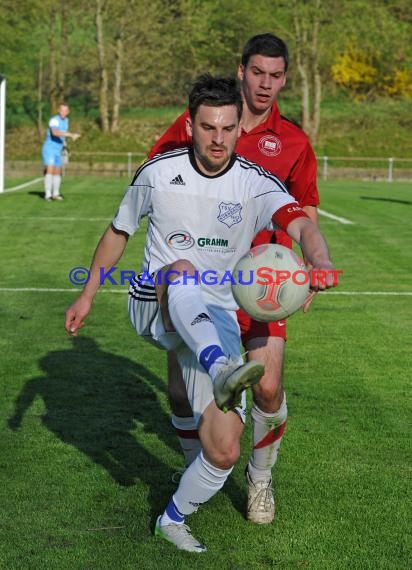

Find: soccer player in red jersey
[149,33,320,524]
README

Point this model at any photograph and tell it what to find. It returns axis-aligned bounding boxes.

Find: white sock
[248,394,288,482]
[167,281,225,363]
[44,174,53,198]
[171,415,202,467]
[52,174,61,197]
[171,450,233,516]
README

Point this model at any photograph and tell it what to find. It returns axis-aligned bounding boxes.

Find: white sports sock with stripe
[248,394,288,482]
[171,414,201,467]
[171,450,233,516]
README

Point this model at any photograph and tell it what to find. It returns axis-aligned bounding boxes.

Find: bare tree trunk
[95,0,110,132]
[37,56,44,138]
[293,0,322,144]
[294,11,310,133]
[59,0,69,102]
[111,30,123,133]
[49,7,59,111]
[311,2,322,142]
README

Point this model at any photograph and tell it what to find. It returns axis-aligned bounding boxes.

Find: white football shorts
[128,272,246,425]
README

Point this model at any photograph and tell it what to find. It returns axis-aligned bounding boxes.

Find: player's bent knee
[169,258,196,275]
[204,443,240,470]
[253,378,282,400]
[252,378,284,412]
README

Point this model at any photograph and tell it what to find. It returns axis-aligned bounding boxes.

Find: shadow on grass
[28,190,46,199]
[7,335,247,521]
[7,336,181,521]
[360,196,412,205]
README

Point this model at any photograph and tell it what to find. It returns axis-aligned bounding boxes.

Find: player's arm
[65,224,129,336]
[50,127,81,141]
[301,204,319,310]
[290,144,320,307]
[286,216,336,290]
[302,204,318,225]
[272,204,336,291]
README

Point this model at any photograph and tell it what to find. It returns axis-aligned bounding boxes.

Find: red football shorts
[237,307,287,345]
[237,228,296,344]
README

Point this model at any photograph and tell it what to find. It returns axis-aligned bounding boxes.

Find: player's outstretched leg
[167,276,264,412]
[212,359,264,412]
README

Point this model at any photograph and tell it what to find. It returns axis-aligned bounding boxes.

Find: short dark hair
[188,73,243,121]
[241,33,289,72]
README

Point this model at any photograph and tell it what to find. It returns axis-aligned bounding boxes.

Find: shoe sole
[217,362,264,412]
[247,512,275,524]
[154,516,206,553]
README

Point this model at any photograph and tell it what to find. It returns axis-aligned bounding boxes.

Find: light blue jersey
[42,114,69,167]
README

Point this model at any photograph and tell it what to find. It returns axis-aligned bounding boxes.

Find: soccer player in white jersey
[65,74,337,553]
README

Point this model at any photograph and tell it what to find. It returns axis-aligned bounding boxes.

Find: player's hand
[310,261,339,291]
[65,295,92,336]
[71,133,81,141]
[302,290,317,313]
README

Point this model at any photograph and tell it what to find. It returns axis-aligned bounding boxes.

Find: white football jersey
[113,148,298,309]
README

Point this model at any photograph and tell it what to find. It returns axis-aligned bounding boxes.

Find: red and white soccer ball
[232,244,310,322]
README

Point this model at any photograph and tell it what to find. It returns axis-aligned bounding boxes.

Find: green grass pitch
[0,177,411,569]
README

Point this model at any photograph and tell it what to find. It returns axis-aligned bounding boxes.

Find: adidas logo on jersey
[170,174,185,185]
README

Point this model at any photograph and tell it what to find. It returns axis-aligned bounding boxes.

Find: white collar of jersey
[189,146,237,179]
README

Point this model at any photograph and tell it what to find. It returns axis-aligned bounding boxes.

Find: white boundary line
[3,177,43,193]
[0,288,127,293]
[0,216,111,221]
[0,288,411,296]
[318,208,354,225]
[324,291,412,296]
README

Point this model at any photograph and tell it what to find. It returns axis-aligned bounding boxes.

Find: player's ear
[237,64,244,81]
[281,73,287,89]
[185,116,193,137]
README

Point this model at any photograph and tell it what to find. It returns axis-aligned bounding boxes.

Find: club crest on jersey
[166,230,195,250]
[217,202,242,228]
[258,135,282,157]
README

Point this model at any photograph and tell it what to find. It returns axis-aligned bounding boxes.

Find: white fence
[318,156,412,182]
[5,152,412,181]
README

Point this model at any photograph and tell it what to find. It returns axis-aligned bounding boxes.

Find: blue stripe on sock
[199,344,225,372]
[165,498,185,523]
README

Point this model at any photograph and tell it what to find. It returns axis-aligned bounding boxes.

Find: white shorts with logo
[128,273,246,426]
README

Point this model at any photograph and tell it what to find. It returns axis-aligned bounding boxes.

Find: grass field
[0,177,411,569]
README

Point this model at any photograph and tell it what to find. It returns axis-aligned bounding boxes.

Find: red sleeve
[286,142,320,207]
[148,109,191,159]
[272,203,309,232]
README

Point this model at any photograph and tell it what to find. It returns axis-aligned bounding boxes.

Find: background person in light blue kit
[42,103,80,201]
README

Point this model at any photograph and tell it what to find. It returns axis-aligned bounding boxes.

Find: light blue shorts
[42,143,63,167]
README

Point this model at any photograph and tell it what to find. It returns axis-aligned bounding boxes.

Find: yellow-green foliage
[332,45,412,101]
[331,47,378,100]
[384,69,412,99]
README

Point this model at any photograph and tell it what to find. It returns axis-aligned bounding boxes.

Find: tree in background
[291,0,322,143]
[328,0,412,101]
[2,0,411,136]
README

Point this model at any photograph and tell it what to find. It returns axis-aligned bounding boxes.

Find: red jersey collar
[240,102,282,136]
